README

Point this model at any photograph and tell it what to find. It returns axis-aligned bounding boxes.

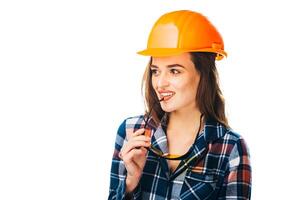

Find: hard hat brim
[137,48,185,57]
[137,48,227,60]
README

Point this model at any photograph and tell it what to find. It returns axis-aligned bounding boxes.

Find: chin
[161,108,174,113]
[160,104,177,113]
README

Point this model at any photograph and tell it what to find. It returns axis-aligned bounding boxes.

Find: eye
[150,69,159,76]
[170,69,180,74]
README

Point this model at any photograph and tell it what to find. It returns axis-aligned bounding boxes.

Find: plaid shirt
[108,115,251,200]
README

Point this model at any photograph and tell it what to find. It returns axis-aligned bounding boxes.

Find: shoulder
[113,114,145,152]
[222,128,246,144]
[116,114,145,138]
[207,122,251,163]
[220,128,251,169]
[124,114,145,128]
[223,129,250,154]
[205,121,249,151]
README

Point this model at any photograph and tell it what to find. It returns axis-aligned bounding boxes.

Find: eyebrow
[150,64,186,69]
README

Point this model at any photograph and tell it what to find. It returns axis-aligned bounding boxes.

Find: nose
[156,72,169,88]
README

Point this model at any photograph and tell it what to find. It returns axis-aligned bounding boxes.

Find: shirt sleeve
[108,119,142,200]
[218,137,252,200]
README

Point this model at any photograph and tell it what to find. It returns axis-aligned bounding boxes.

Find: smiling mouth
[160,93,175,101]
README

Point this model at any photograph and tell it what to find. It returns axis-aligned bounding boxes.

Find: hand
[119,128,151,192]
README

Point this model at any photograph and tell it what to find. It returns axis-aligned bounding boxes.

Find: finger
[120,135,150,160]
[125,148,147,166]
[130,135,151,142]
[121,140,151,156]
[132,128,146,136]
[133,147,148,158]
[124,148,146,161]
[127,128,145,139]
[132,148,148,168]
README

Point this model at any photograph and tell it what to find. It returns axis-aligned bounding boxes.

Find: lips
[158,90,175,101]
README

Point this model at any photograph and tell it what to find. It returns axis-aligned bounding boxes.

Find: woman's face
[150,53,200,113]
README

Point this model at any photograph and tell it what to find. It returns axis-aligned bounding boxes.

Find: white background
[1,0,299,199]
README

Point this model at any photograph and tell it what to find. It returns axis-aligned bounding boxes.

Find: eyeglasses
[142,98,204,160]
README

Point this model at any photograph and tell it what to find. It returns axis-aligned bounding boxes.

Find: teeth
[161,92,173,97]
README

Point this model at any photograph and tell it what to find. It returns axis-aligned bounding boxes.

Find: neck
[167,108,203,136]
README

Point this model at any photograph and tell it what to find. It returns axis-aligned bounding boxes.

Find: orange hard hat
[137,10,227,60]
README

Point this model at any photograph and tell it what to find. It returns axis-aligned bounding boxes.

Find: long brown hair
[141,52,229,128]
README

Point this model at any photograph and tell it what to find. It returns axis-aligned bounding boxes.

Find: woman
[108,10,251,200]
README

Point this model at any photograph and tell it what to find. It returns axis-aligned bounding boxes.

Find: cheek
[172,77,199,92]
[189,74,200,91]
[151,78,157,90]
